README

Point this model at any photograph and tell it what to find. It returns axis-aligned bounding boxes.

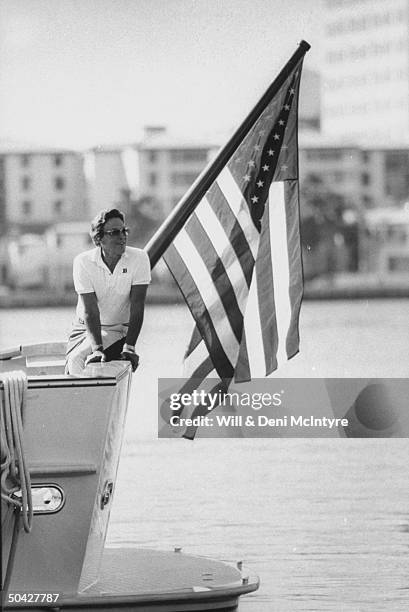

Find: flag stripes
[284,180,303,358]
[167,164,265,379]
[269,181,292,367]
[216,168,260,260]
[185,214,244,343]
[163,55,306,433]
[195,200,253,298]
[255,203,279,376]
[165,245,235,377]
[236,271,267,380]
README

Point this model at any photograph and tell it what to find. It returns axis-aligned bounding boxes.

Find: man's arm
[125,284,148,347]
[81,292,103,350]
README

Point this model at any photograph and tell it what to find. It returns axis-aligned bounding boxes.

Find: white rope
[0,370,33,533]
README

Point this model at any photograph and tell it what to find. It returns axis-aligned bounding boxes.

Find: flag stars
[284,104,290,110]
[248,160,256,167]
[254,144,261,151]
[257,180,264,188]
[274,134,280,140]
[243,174,251,182]
[262,164,269,171]
[289,88,295,95]
[279,120,285,126]
[268,149,275,156]
[251,195,259,203]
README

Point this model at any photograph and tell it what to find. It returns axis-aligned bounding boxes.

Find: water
[1,300,409,611]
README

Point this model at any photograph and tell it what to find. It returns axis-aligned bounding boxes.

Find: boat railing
[0,342,68,375]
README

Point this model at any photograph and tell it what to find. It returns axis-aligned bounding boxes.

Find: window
[170,150,208,163]
[21,154,31,168]
[305,172,322,185]
[333,171,345,183]
[361,172,370,186]
[385,152,409,201]
[389,227,407,244]
[54,200,63,215]
[389,256,409,272]
[54,154,63,167]
[171,172,199,187]
[306,149,344,161]
[22,201,32,216]
[21,176,31,190]
[54,176,65,190]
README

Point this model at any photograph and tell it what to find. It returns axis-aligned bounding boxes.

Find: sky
[0,0,323,149]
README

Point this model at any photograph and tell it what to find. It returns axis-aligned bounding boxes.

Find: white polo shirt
[73,246,151,326]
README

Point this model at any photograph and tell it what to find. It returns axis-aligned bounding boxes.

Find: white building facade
[85,128,216,220]
[299,133,409,210]
[322,0,409,141]
[4,149,86,230]
[137,142,213,216]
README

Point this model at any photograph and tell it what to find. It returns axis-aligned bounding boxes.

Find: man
[65,208,151,375]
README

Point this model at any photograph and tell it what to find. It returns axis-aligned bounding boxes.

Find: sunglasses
[103,227,130,237]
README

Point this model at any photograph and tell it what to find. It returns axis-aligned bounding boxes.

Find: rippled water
[111,439,409,612]
[1,300,409,610]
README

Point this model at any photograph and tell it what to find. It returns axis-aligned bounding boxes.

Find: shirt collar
[92,247,128,268]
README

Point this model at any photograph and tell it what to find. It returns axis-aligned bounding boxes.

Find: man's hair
[90,208,125,246]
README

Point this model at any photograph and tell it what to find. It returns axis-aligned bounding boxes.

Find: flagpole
[145,40,311,268]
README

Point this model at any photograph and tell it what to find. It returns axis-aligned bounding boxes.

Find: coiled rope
[0,370,33,533]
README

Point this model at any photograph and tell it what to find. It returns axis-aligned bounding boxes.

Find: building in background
[84,126,217,222]
[2,146,86,234]
[299,134,409,210]
[361,207,409,276]
[135,126,217,217]
[322,0,409,141]
[0,154,6,236]
[83,145,139,218]
[0,130,217,290]
[2,116,409,291]
[299,134,361,208]
[45,222,93,292]
[299,68,321,131]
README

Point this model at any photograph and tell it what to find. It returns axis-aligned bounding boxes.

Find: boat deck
[5,547,258,611]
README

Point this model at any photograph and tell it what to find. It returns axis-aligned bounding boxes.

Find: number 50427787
[7,593,60,603]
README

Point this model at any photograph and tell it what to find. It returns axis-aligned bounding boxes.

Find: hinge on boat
[100,480,114,510]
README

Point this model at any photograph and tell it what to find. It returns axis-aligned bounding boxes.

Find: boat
[1,342,259,611]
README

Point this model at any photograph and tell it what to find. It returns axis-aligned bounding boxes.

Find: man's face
[100,217,128,258]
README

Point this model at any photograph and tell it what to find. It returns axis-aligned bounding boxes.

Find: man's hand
[85,349,106,366]
[120,350,140,372]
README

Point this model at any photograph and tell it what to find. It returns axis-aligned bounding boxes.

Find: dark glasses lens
[104,227,130,237]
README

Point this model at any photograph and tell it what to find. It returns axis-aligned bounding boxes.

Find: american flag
[162,57,305,437]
